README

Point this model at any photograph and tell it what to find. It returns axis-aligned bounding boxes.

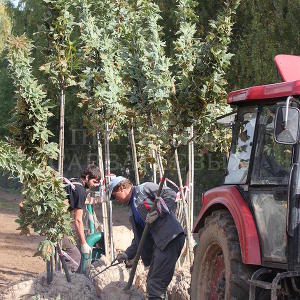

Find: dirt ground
[0,188,190,299]
[0,189,44,293]
[0,188,133,294]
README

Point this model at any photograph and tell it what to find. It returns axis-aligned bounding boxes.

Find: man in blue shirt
[109,176,185,299]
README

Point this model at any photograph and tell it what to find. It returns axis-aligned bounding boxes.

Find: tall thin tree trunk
[152,149,157,183]
[156,147,166,187]
[104,123,114,262]
[58,87,65,176]
[97,131,110,261]
[54,86,65,275]
[156,148,163,179]
[175,149,194,265]
[147,110,157,183]
[128,122,140,185]
[188,126,194,229]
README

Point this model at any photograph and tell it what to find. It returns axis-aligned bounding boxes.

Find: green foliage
[0,59,14,137]
[174,0,198,84]
[40,0,76,88]
[0,2,12,54]
[196,0,300,90]
[121,0,173,112]
[118,0,175,173]
[3,35,73,261]
[7,36,57,162]
[147,0,240,153]
[77,0,126,135]
[191,0,240,152]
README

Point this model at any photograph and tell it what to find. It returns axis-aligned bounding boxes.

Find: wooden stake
[189,126,194,228]
[104,123,114,262]
[58,87,65,176]
[156,147,163,178]
[97,130,110,261]
[55,85,65,274]
[128,122,140,185]
[147,111,157,184]
[175,149,194,265]
[152,149,157,184]
[156,147,167,187]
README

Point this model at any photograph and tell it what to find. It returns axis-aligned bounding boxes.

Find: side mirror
[275,106,300,145]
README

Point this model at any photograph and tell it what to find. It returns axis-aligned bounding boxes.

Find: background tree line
[1,0,300,217]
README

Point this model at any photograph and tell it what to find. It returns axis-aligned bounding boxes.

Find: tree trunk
[54,86,65,274]
[188,126,194,230]
[175,149,194,265]
[97,130,110,261]
[58,87,65,176]
[156,147,163,178]
[128,123,140,185]
[147,111,157,183]
[156,147,167,187]
[152,149,157,184]
[104,123,114,262]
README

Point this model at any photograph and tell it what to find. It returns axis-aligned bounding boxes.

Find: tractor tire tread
[191,209,253,300]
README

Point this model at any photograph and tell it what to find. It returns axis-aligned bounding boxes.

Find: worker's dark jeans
[147,233,185,299]
[61,235,81,272]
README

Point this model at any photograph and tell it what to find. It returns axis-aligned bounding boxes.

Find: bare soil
[0,189,44,293]
[0,189,133,294]
[0,188,190,299]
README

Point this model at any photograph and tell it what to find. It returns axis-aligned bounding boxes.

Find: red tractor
[191,55,300,300]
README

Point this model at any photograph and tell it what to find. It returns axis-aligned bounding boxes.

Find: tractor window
[225,107,257,184]
[251,105,292,185]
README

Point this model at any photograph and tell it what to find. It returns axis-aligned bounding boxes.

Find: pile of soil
[2,257,190,300]
[88,256,146,299]
[1,272,98,300]
[88,256,190,300]
[101,282,145,300]
[167,266,191,300]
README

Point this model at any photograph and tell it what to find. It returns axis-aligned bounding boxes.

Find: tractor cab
[191,55,300,300]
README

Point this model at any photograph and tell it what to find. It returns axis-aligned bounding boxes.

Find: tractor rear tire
[191,209,253,300]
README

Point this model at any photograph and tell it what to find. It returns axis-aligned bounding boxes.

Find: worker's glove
[116,251,128,263]
[81,243,92,255]
[146,210,159,224]
[125,259,134,269]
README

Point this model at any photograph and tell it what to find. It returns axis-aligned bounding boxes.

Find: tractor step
[249,279,279,290]
[249,268,300,300]
[249,268,275,300]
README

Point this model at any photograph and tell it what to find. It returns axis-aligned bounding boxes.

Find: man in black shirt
[62,164,101,272]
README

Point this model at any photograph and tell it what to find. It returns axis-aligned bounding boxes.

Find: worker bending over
[109,176,185,299]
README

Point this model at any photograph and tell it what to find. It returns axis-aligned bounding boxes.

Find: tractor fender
[193,185,261,265]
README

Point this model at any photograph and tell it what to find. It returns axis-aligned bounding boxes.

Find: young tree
[120,0,241,288]
[40,0,77,176]
[120,0,174,181]
[77,0,126,261]
[4,35,73,262]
